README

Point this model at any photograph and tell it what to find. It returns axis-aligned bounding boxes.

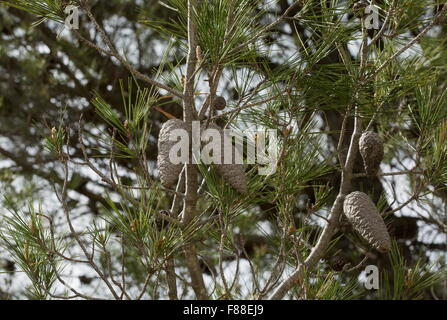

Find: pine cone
[157,119,187,187]
[330,255,347,272]
[216,164,248,194]
[213,96,227,111]
[343,191,391,253]
[359,131,384,177]
[202,123,248,193]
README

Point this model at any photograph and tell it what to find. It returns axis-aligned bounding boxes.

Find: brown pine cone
[359,131,384,177]
[213,96,227,111]
[343,191,391,253]
[201,123,248,193]
[330,255,348,272]
[157,119,187,187]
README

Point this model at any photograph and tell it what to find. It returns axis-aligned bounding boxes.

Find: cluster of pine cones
[342,131,391,253]
[157,97,247,193]
[158,109,390,253]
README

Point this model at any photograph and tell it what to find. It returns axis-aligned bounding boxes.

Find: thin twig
[352,169,423,178]
[181,0,208,300]
[367,3,447,79]
[231,1,303,54]
[79,4,183,99]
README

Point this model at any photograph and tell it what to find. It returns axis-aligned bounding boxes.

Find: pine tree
[0,0,446,300]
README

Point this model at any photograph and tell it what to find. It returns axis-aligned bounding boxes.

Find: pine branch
[231,1,303,54]
[368,0,396,48]
[181,0,208,300]
[79,3,184,99]
[59,159,121,300]
[368,3,447,79]
[269,16,371,300]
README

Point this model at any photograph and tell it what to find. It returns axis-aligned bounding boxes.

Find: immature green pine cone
[343,191,391,253]
[157,119,187,187]
[359,131,384,177]
[202,123,248,193]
